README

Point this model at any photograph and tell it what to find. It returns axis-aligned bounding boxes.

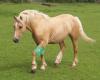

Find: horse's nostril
[13,38,19,43]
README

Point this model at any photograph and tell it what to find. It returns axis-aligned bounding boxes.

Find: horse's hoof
[54,60,61,66]
[54,62,59,67]
[31,69,36,73]
[72,63,77,67]
[40,65,46,70]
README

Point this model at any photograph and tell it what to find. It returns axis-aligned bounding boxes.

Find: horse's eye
[19,26,22,29]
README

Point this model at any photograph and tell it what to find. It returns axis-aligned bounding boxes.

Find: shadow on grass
[0,59,76,74]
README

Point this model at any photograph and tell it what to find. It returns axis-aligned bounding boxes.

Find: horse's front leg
[31,51,37,73]
[39,40,48,70]
[40,55,47,70]
[31,40,48,72]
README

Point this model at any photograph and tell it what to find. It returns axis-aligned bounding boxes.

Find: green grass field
[0,3,100,80]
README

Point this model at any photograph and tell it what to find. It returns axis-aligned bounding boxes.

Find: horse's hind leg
[55,41,65,65]
[70,35,78,67]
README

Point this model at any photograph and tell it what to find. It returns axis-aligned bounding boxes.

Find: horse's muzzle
[13,38,19,43]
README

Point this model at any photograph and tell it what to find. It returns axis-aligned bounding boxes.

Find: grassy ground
[0,3,100,80]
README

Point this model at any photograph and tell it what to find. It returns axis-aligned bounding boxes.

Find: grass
[0,3,100,80]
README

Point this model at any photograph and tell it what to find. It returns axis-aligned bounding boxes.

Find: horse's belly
[49,29,68,43]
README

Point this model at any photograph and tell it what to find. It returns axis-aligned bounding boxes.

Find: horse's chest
[33,30,45,44]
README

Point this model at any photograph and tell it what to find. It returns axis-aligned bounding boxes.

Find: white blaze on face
[14,22,20,39]
[14,31,19,39]
[14,23,17,38]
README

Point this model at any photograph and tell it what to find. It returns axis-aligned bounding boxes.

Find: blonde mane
[19,10,50,19]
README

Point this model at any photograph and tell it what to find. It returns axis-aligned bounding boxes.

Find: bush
[0,0,96,3]
[44,0,95,2]
[0,0,33,3]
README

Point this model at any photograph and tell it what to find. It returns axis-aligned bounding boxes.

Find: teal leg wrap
[34,46,45,56]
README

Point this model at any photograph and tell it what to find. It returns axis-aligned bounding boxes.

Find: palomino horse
[13,10,95,72]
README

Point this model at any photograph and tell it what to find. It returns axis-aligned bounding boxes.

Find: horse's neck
[27,13,49,35]
[34,14,47,21]
[31,15,46,26]
[26,15,43,32]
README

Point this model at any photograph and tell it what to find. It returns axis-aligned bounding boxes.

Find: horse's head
[13,10,49,43]
[13,15,27,43]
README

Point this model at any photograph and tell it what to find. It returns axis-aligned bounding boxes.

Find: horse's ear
[14,16,17,20]
[14,16,19,22]
[20,16,23,20]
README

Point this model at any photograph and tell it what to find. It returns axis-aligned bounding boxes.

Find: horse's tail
[75,17,95,43]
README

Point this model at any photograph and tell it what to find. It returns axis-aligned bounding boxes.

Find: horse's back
[48,14,79,43]
[51,14,74,20]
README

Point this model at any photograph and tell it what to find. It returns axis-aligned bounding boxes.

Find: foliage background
[0,3,100,80]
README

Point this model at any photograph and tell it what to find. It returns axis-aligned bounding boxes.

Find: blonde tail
[75,17,95,43]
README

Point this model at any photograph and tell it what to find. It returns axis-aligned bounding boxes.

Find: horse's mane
[19,10,50,19]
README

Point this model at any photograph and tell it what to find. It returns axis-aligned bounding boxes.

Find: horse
[13,10,95,73]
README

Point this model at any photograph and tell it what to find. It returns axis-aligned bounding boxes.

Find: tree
[26,0,33,2]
